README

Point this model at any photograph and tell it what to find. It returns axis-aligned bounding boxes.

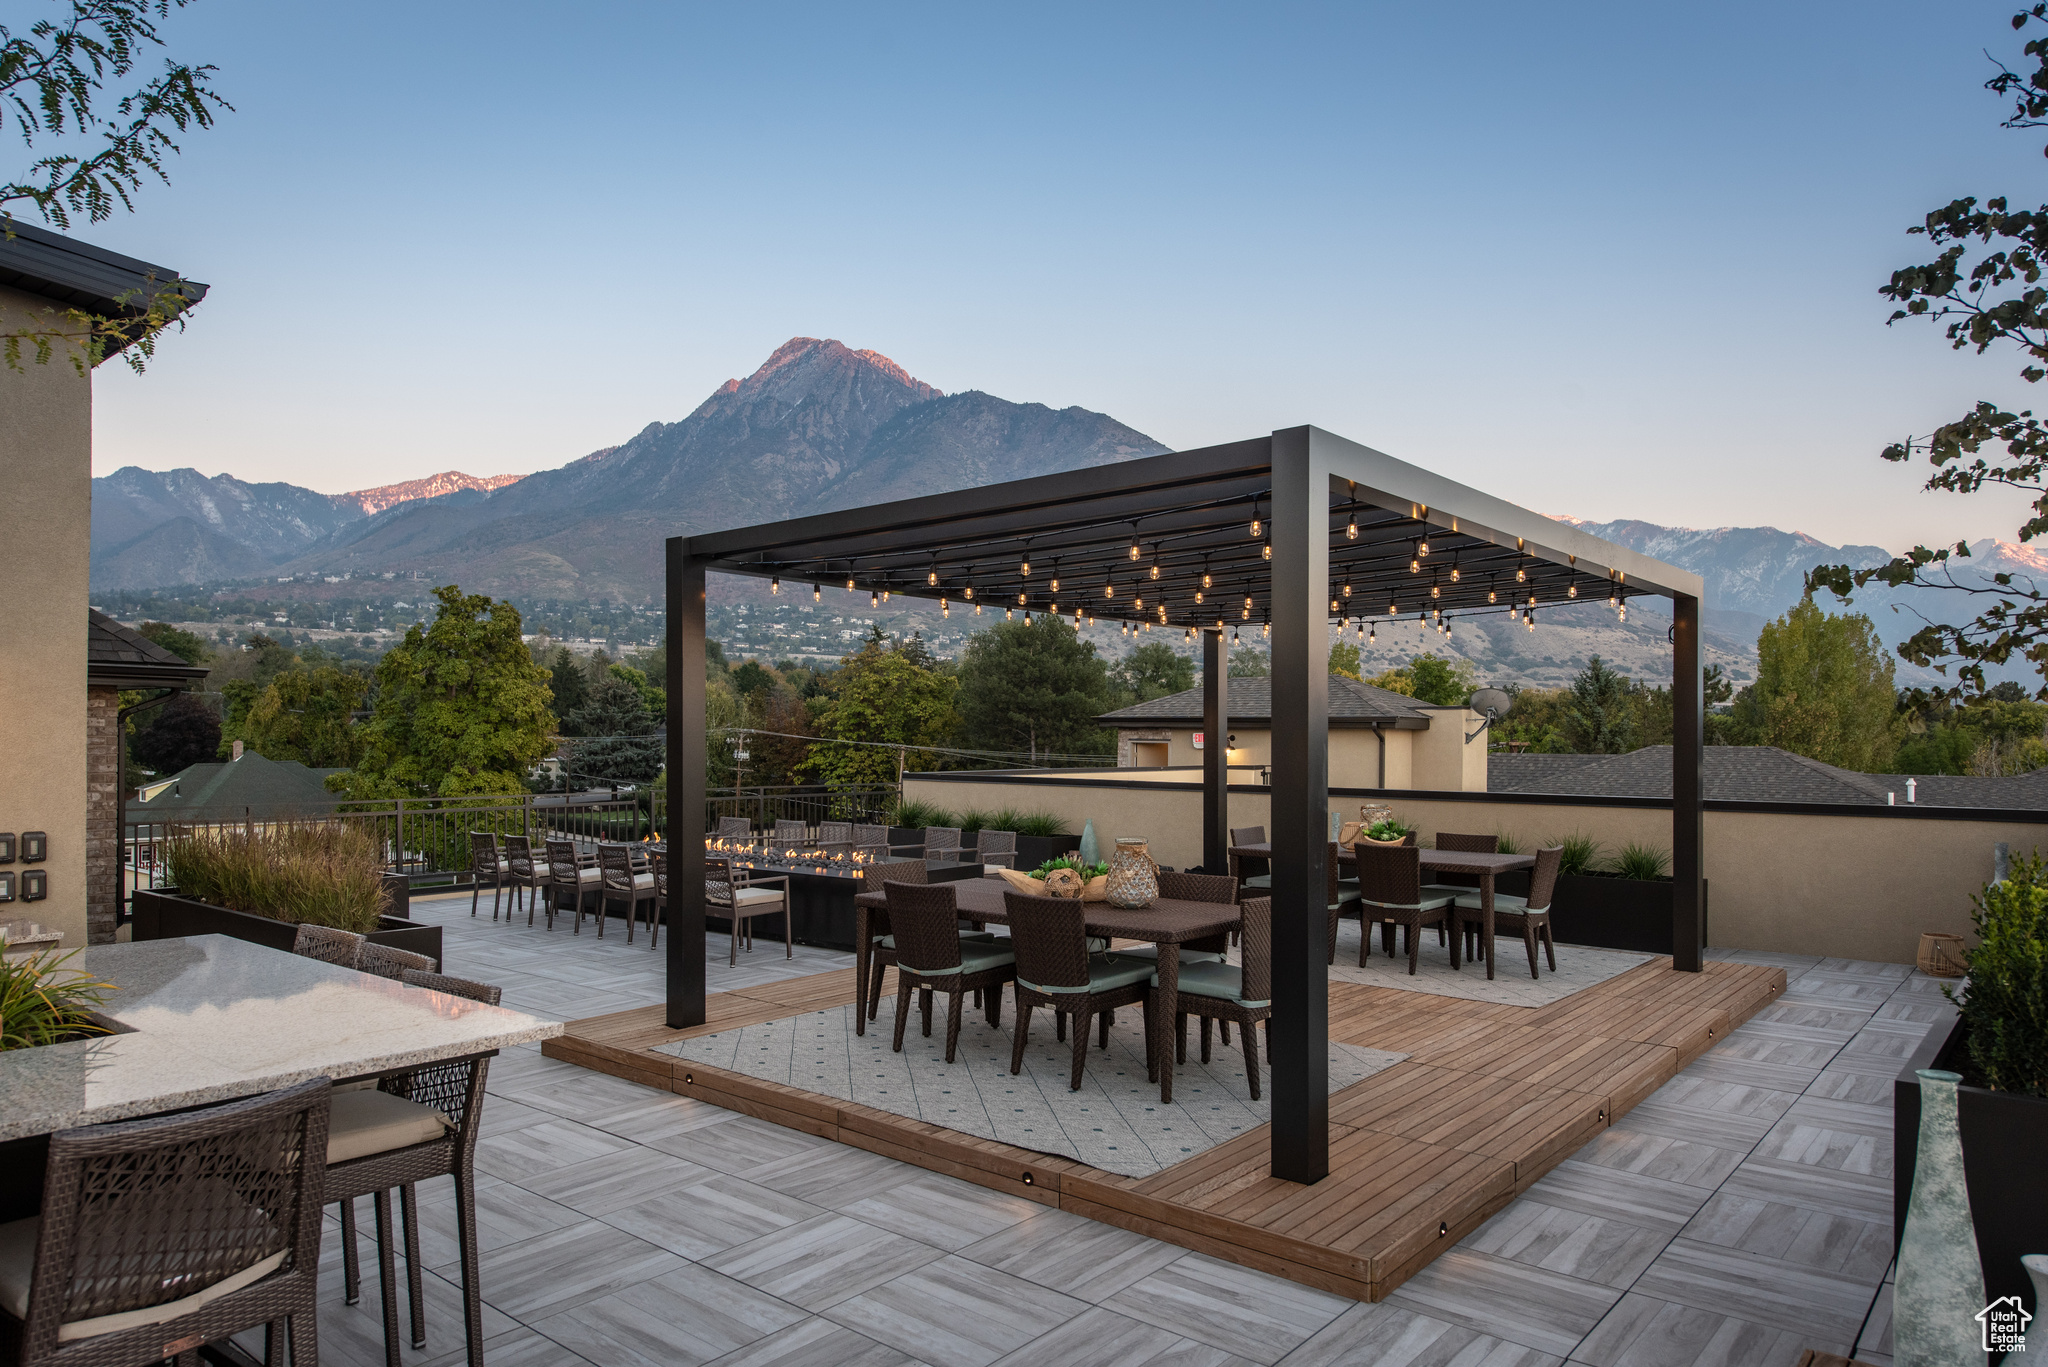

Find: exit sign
[1192,733,1204,749]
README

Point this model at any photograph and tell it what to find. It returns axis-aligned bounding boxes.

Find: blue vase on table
[1078,819,1099,867]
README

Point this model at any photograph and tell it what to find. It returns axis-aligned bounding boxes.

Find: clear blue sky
[58,0,2046,552]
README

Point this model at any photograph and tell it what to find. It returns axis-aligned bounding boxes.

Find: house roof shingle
[1487,745,2048,809]
[127,752,345,821]
[1100,676,1433,728]
[88,611,209,690]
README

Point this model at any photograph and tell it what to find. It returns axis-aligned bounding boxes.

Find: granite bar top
[0,935,563,1142]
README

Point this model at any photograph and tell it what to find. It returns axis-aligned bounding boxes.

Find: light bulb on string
[1049,561,1060,594]
[1367,623,1376,643]
[1195,586,1204,604]
[1346,513,1358,540]
[770,576,780,595]
[1232,624,1241,644]
[1262,542,1272,561]
[1242,603,1252,619]
[1488,578,1498,604]
[812,583,821,602]
[846,576,855,592]
[1023,609,1032,623]
[1128,529,1141,561]
[1134,592,1144,610]
[974,602,982,615]
[1331,597,1340,613]
[1515,561,1527,583]
[1020,548,1031,577]
[1202,560,1213,590]
[1567,584,1578,598]
[1262,620,1271,639]
[1149,546,1161,580]
[940,598,950,618]
[881,590,890,604]
[1341,577,1351,599]
[1450,560,1461,583]
[963,584,973,599]
[1618,604,1627,622]
[870,591,879,608]
[1018,590,1028,606]
[1005,607,1014,621]
[1410,543,1421,573]
[927,557,939,587]
[1418,537,1430,557]
[1430,582,1441,599]
[1249,499,1262,538]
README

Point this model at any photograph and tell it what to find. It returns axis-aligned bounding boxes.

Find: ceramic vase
[1078,819,1099,868]
[1895,1069,1986,1367]
[2017,1253,2048,1356]
[1104,838,1159,909]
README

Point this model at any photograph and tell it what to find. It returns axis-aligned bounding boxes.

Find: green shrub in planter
[1949,854,2048,1098]
[164,824,387,933]
[1547,832,1603,876]
[1608,841,1672,881]
[1014,811,1071,838]
[1,948,112,1051]
[890,798,957,829]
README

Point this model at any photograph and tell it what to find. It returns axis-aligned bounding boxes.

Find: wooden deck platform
[544,956,1785,1303]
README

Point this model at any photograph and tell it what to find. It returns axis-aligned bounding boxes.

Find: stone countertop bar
[0,934,564,1142]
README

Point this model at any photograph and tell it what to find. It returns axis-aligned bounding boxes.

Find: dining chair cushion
[1109,944,1227,965]
[1362,893,1456,914]
[1452,891,1550,914]
[1020,954,1153,996]
[628,872,655,891]
[898,943,1016,978]
[1152,961,1270,1010]
[730,886,784,907]
[876,931,999,948]
[1242,874,1273,889]
[326,1088,451,1164]
[568,867,602,884]
[0,1211,288,1342]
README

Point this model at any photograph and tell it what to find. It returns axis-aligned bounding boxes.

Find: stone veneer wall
[85,686,121,943]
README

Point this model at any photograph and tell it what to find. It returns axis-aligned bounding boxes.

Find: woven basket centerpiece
[1105,838,1159,909]
[1040,866,1086,899]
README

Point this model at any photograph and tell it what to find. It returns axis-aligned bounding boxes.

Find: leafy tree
[1108,642,1195,704]
[1496,686,1575,753]
[137,619,207,664]
[240,665,368,768]
[1896,692,2048,773]
[331,586,554,799]
[561,671,660,786]
[1731,599,1900,771]
[1328,641,1362,680]
[1564,656,1638,754]
[130,691,216,772]
[744,691,817,787]
[2,0,227,372]
[805,634,958,788]
[1227,645,1268,677]
[955,616,1112,761]
[609,662,665,720]
[1365,666,1416,696]
[546,646,588,730]
[1407,653,1475,707]
[1807,7,2048,697]
[730,659,776,705]
[212,633,303,753]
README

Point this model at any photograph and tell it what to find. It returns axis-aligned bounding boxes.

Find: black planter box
[1895,1014,2048,1320]
[1524,873,1708,954]
[131,888,443,969]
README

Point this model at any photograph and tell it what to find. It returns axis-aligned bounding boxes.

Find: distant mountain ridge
[336,472,521,516]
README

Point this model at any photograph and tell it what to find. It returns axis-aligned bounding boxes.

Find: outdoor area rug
[658,1001,1404,1179]
[1323,918,1653,1007]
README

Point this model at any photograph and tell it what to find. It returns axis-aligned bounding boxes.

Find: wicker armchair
[771,818,808,850]
[401,969,502,1004]
[817,821,855,857]
[859,858,928,1024]
[0,1078,328,1367]
[705,856,789,966]
[1155,895,1274,1099]
[904,826,964,863]
[357,941,437,980]
[502,834,548,925]
[1454,845,1563,979]
[714,816,754,847]
[1355,843,1457,974]
[327,1042,493,1367]
[598,842,658,944]
[292,922,364,965]
[467,831,510,921]
[975,829,1019,869]
[852,824,891,860]
[886,881,1015,1063]
[1004,890,1153,1089]
[544,838,601,933]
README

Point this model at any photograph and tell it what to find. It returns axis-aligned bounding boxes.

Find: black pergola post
[1267,426,1331,1184]
[1671,592,1704,973]
[666,540,708,1028]
[1202,628,1228,874]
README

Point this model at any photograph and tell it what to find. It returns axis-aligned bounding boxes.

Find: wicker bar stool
[502,835,547,924]
[1454,845,1563,979]
[598,842,658,944]
[1004,889,1154,1089]
[886,882,1015,1063]
[1157,895,1274,1098]
[0,1078,329,1367]
[543,838,601,933]
[467,832,510,921]
[292,922,365,965]
[1355,843,1457,974]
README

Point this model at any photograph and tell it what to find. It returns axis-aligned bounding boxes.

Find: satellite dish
[1468,687,1512,719]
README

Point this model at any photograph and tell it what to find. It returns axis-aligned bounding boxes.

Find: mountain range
[89,335,2044,686]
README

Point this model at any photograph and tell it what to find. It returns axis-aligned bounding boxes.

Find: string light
[1418,537,1431,557]
[963,584,974,599]
[927,556,939,587]
[846,576,856,592]
[1249,499,1262,538]
[1006,607,1014,621]
[1567,584,1578,598]
[1346,513,1358,540]
[1331,597,1341,613]
[1341,576,1352,599]
[1430,581,1441,599]
[1104,578,1115,598]
[941,598,950,618]
[1262,620,1271,639]
[1134,592,1145,610]
[1367,622,1376,643]
[881,590,890,603]
[770,576,780,595]
[1516,560,1527,584]
[1020,547,1031,577]
[812,583,821,602]
[1232,624,1241,644]
[1195,584,1204,605]
[1618,604,1628,622]
[1262,542,1272,561]
[1049,561,1060,594]
[1410,542,1422,573]
[1201,559,1213,590]
[974,602,982,615]
[1149,545,1162,580]
[1488,576,1498,605]
[1018,590,1028,605]
[1128,528,1142,561]
[1449,558,1461,583]
[1387,599,1398,615]
[871,591,880,607]
[1024,609,1032,623]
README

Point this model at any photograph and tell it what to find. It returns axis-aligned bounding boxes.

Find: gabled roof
[126,751,345,820]
[0,220,206,352]
[87,610,209,690]
[1099,675,1434,728]
[1488,745,2048,809]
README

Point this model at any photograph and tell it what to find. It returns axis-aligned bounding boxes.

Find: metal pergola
[666,425,1706,1184]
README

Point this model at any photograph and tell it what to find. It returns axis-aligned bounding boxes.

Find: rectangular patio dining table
[854,878,1241,1103]
[1230,844,1537,980]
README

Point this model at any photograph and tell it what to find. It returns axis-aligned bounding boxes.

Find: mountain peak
[334,471,522,516]
[737,337,942,403]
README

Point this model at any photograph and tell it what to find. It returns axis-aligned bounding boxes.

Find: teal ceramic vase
[1078,819,1099,867]
[1895,1069,1985,1367]
[2017,1253,2048,1356]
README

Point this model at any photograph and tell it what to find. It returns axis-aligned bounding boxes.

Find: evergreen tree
[1108,643,1195,704]
[955,616,1112,761]
[547,646,589,731]
[131,694,220,773]
[138,621,210,665]
[242,666,370,767]
[563,672,661,785]
[1564,656,1638,754]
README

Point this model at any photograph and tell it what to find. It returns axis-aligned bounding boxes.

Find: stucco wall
[901,772,2038,963]
[1137,725,1417,789]
[0,284,92,948]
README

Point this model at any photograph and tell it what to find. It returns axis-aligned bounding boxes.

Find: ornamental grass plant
[1,948,113,1052]
[164,822,386,933]
[1950,854,2048,1097]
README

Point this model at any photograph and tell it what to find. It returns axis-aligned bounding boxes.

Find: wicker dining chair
[921,827,965,863]
[817,821,855,856]
[715,816,755,847]
[1105,870,1235,970]
[886,881,1016,1063]
[647,848,668,949]
[357,941,437,980]
[1325,842,1362,965]
[1425,831,1498,892]
[292,922,365,966]
[400,969,502,1004]
[860,858,926,1021]
[598,842,659,944]
[544,838,602,933]
[1355,843,1457,974]
[975,828,1019,869]
[705,856,790,966]
[771,818,808,850]
[0,1078,329,1367]
[1155,894,1274,1099]
[1454,845,1564,979]
[1003,889,1153,1089]
[852,824,891,860]
[326,1038,493,1367]
[502,834,547,924]
[467,832,510,921]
